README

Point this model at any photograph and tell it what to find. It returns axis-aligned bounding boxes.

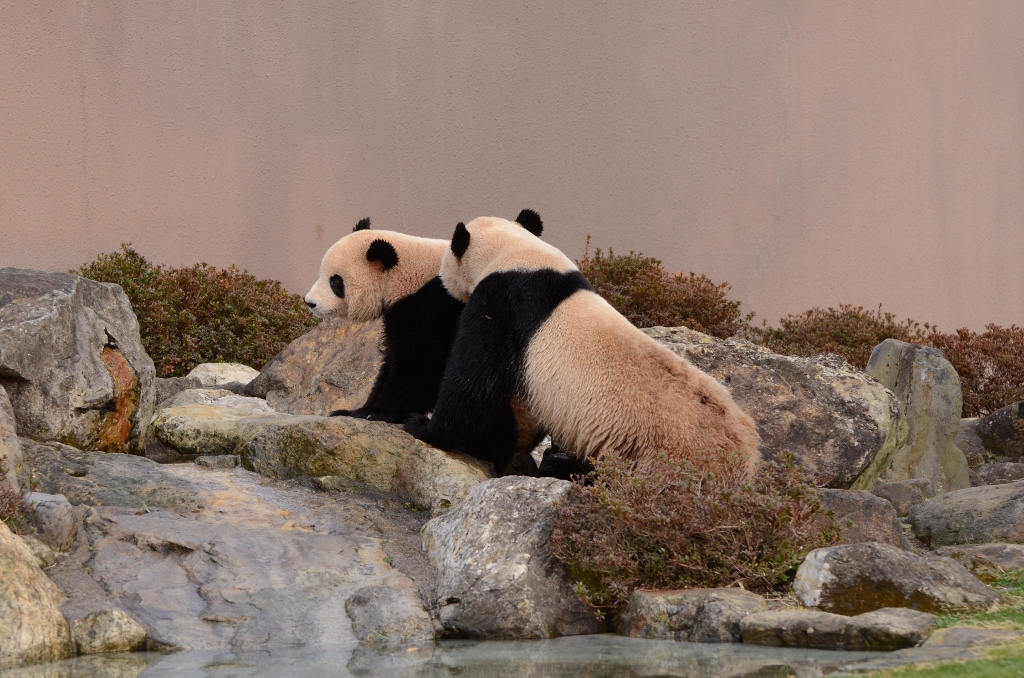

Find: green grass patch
[866,641,1024,678]
[935,574,1024,631]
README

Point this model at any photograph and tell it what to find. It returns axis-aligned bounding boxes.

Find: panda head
[440,209,574,302]
[305,218,447,322]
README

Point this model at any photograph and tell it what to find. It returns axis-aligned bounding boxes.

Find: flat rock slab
[616,588,768,642]
[27,452,436,654]
[933,543,1024,583]
[740,607,937,651]
[422,476,599,639]
[818,488,907,547]
[909,480,1024,546]
[645,326,904,489]
[794,542,1000,615]
[923,627,1024,648]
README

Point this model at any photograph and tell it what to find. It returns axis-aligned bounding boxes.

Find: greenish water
[0,634,970,678]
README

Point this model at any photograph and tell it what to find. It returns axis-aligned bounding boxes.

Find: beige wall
[2,1,1022,331]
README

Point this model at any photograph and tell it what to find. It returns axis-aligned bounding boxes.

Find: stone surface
[15,534,57,570]
[151,400,281,456]
[195,454,239,469]
[923,627,1024,648]
[154,376,203,407]
[956,417,990,468]
[23,443,437,654]
[975,462,1024,485]
[794,542,1000,615]
[645,326,905,489]
[865,339,970,495]
[0,268,156,454]
[616,588,768,642]
[27,492,78,552]
[933,544,1024,583]
[245,317,382,415]
[0,384,23,489]
[976,400,1024,461]
[422,476,599,639]
[240,414,492,511]
[818,488,907,547]
[0,520,74,669]
[345,585,435,650]
[158,388,276,414]
[186,363,260,389]
[872,479,934,516]
[740,608,937,650]
[909,480,1024,546]
[71,609,147,654]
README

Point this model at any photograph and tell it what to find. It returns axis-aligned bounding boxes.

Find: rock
[154,376,203,407]
[0,268,156,454]
[872,479,934,516]
[976,401,1024,461]
[158,388,276,414]
[794,542,1000,615]
[818,488,907,547]
[923,627,1024,648]
[0,520,73,668]
[71,609,147,654]
[345,585,435,650]
[0,385,23,489]
[422,476,599,639]
[151,401,281,456]
[195,455,240,469]
[186,363,260,389]
[975,462,1024,485]
[27,492,78,552]
[24,445,436,654]
[865,339,970,495]
[616,588,768,642]
[239,415,492,511]
[15,534,57,569]
[956,418,990,468]
[245,317,382,415]
[740,607,937,650]
[645,326,905,489]
[933,544,1024,583]
[909,480,1024,546]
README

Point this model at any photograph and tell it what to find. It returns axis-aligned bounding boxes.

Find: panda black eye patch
[329,274,345,298]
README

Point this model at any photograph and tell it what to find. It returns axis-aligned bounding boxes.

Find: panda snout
[304,298,317,310]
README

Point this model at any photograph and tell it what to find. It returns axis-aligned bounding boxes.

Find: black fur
[366,239,400,270]
[451,222,470,258]
[538,445,593,481]
[404,269,591,473]
[515,209,543,237]
[332,277,464,423]
[329,274,345,298]
[353,217,371,231]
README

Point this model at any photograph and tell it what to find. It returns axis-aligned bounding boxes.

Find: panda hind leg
[537,441,594,482]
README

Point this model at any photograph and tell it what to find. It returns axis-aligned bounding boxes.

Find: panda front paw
[403,413,431,439]
[330,408,360,418]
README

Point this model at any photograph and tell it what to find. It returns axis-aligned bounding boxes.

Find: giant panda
[304,218,464,423]
[403,215,761,477]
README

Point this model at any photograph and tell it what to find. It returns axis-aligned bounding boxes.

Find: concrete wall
[2,1,1022,330]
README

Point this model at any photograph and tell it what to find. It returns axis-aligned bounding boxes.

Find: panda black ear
[353,217,371,232]
[515,209,543,237]
[366,239,399,270]
[451,222,470,258]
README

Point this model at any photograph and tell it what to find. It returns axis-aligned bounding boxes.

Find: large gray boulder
[244,317,382,415]
[909,481,1024,546]
[794,542,1000,615]
[646,327,905,489]
[865,339,970,494]
[0,520,73,669]
[422,476,599,639]
[740,608,937,651]
[817,488,907,547]
[616,588,768,642]
[0,269,155,454]
[872,479,934,517]
[976,401,1024,461]
[0,385,22,489]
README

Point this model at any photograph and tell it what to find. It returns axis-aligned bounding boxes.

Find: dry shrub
[77,244,319,377]
[744,304,924,370]
[577,240,751,338]
[926,325,1024,418]
[551,452,839,616]
[0,462,30,535]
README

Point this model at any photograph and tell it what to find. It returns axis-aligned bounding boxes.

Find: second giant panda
[304,218,463,423]
[404,215,761,476]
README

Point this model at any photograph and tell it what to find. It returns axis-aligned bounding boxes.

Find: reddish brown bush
[578,240,751,338]
[926,325,1024,418]
[551,452,839,615]
[77,244,320,377]
[0,462,30,535]
[744,304,924,370]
